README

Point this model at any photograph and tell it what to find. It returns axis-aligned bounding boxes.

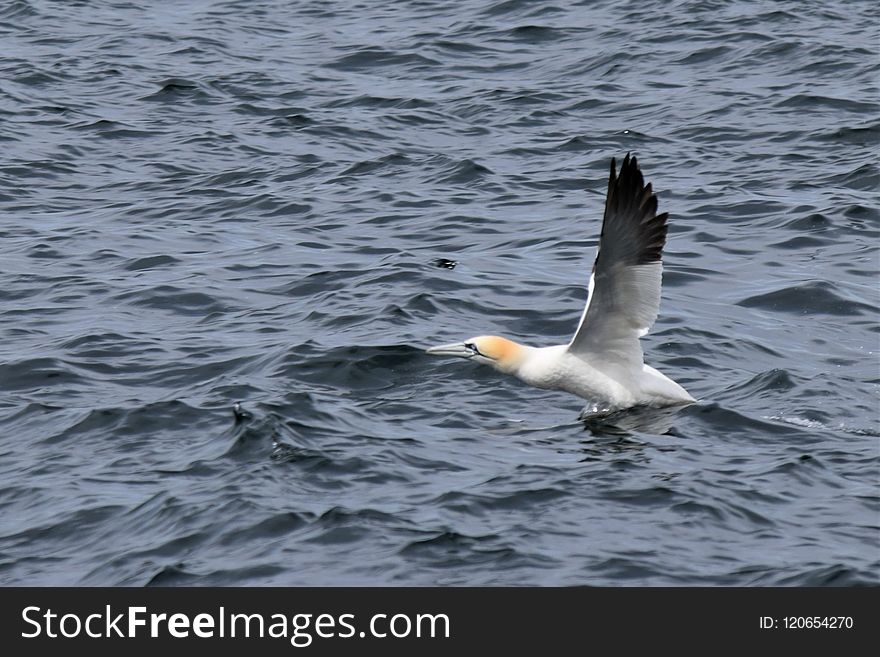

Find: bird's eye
[464,342,478,353]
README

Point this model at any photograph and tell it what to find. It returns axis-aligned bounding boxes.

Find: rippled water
[1,0,878,586]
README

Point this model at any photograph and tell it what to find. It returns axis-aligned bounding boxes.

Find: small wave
[0,357,85,391]
[434,487,569,513]
[775,94,879,112]
[123,254,180,271]
[437,158,494,185]
[737,281,877,316]
[70,119,155,139]
[832,163,880,192]
[816,122,880,146]
[140,78,212,103]
[506,25,571,43]
[325,48,440,71]
[776,564,879,586]
[112,285,232,316]
[689,402,808,440]
[766,415,880,437]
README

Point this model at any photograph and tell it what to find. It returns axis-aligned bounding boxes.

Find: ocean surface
[1,0,877,586]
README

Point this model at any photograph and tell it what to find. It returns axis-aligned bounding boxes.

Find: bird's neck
[490,338,532,374]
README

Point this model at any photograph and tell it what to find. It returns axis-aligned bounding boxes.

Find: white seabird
[427,154,695,411]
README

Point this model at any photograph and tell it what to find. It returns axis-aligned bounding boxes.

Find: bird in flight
[427,154,695,413]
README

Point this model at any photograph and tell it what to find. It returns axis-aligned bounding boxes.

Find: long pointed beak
[426,342,473,358]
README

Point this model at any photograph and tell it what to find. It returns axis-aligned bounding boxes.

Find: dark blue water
[1,0,878,586]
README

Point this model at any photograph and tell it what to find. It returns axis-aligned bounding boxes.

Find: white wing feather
[568,154,668,378]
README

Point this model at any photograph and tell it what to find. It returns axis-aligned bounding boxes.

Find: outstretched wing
[568,154,668,374]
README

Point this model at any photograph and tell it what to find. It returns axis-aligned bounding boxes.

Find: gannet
[427,154,695,411]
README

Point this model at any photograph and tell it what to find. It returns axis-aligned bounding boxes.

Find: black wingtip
[601,153,668,265]
[618,152,641,180]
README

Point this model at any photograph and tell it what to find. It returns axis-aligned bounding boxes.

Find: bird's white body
[427,154,695,413]
[514,345,693,409]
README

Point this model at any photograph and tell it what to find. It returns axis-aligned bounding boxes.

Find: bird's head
[426,335,526,373]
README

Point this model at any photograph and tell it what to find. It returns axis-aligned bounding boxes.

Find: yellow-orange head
[426,335,527,373]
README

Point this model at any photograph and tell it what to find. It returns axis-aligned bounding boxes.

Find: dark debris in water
[430,258,458,269]
[232,402,253,423]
